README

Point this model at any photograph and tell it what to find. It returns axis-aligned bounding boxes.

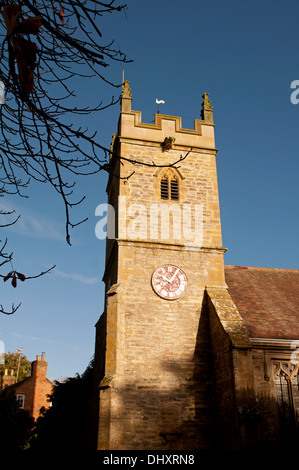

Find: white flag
[156,99,165,104]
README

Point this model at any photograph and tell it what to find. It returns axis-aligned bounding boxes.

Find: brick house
[88,81,299,450]
[1,353,53,421]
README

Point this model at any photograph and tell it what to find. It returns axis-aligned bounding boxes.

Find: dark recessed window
[16,393,25,409]
[160,175,179,201]
[160,174,180,201]
[160,177,169,199]
[170,178,179,200]
[273,362,299,435]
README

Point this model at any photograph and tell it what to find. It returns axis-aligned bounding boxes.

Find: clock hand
[169,268,179,284]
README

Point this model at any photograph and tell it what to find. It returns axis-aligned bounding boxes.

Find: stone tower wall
[95,82,228,450]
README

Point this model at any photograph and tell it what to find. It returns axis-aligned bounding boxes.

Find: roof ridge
[224,265,299,273]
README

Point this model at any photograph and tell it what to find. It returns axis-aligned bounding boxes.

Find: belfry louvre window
[160,175,179,200]
[160,177,169,199]
[170,178,179,200]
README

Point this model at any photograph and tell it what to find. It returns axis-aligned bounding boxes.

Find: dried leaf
[11,273,17,288]
[16,272,26,281]
[14,16,43,35]
[58,5,65,24]
[3,271,14,282]
[12,36,38,95]
[2,4,20,35]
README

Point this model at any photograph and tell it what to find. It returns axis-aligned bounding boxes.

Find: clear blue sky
[1,0,298,381]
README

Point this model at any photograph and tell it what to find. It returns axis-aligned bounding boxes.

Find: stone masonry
[90,81,299,450]
[93,82,229,450]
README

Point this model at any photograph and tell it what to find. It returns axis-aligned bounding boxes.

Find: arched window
[273,362,299,438]
[160,174,179,201]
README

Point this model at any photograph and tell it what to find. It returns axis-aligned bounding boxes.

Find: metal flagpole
[15,348,23,382]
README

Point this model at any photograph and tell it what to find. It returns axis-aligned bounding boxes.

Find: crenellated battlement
[118,81,215,150]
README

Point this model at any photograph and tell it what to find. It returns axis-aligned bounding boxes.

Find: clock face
[151,264,188,300]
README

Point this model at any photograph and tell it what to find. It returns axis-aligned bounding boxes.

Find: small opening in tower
[170,178,179,200]
[160,177,169,199]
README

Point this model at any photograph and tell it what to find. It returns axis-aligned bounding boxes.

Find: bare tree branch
[0,1,130,313]
[0,0,131,244]
[0,301,21,314]
[0,1,191,314]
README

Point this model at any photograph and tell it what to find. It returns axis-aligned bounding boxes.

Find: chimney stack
[1,369,16,388]
[31,352,48,380]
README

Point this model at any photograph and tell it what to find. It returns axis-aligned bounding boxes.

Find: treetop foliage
[0,350,32,382]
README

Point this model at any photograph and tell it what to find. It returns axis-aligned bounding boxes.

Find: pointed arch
[154,167,184,201]
[273,362,299,436]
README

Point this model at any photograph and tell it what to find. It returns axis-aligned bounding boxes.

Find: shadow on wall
[89,297,299,450]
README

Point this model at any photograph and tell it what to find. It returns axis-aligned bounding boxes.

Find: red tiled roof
[224,265,299,340]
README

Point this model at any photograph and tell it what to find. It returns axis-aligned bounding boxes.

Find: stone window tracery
[273,361,299,434]
[159,171,180,201]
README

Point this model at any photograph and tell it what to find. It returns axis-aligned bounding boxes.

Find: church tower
[91,81,253,450]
